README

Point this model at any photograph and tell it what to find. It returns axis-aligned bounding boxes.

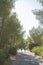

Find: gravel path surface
[10,50,43,65]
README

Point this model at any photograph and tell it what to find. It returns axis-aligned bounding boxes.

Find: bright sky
[14,0,42,38]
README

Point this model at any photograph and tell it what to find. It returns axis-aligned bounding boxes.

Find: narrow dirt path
[10,50,43,65]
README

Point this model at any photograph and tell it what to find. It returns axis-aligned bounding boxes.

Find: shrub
[9,47,17,55]
[0,49,9,65]
[32,46,43,58]
[40,52,43,57]
[29,43,38,51]
[39,46,43,57]
[32,46,40,55]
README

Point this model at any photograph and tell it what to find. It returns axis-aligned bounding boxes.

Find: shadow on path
[10,52,40,65]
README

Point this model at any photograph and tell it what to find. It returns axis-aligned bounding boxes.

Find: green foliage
[0,49,9,65]
[0,0,14,17]
[33,10,43,25]
[29,43,38,51]
[32,46,40,55]
[32,46,43,57]
[31,0,43,57]
[28,26,43,57]
[29,26,43,46]
[0,0,24,56]
[18,40,26,49]
[40,51,43,57]
[9,47,17,55]
[39,46,43,57]
[32,0,43,58]
[0,14,23,49]
[0,0,16,48]
[0,0,24,64]
[33,0,43,25]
